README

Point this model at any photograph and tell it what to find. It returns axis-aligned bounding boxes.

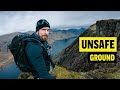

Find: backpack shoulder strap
[37,40,55,68]
[28,37,55,68]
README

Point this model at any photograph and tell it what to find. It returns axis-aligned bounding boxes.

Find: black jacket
[25,32,55,79]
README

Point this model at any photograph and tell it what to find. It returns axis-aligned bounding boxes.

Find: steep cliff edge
[54,19,120,79]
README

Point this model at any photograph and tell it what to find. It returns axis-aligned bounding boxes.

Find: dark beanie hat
[36,19,50,32]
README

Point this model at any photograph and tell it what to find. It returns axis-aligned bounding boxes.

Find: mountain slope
[54,19,120,78]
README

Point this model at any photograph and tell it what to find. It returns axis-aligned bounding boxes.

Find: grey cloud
[0,11,120,35]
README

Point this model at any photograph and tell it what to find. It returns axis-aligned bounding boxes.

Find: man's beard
[40,35,48,41]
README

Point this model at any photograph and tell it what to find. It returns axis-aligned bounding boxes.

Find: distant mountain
[53,28,86,35]
[54,19,120,79]
[49,28,86,59]
[52,25,89,30]
[0,32,20,52]
[48,28,86,44]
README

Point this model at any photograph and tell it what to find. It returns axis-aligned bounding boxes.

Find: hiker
[24,19,55,79]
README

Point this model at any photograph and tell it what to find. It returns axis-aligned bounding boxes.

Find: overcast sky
[0,11,120,36]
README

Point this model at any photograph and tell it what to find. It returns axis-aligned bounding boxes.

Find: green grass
[18,65,120,79]
[106,69,120,79]
[54,66,87,79]
[18,65,87,79]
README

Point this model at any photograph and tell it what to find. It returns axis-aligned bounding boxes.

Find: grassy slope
[18,65,88,79]
[18,65,120,79]
[54,66,87,79]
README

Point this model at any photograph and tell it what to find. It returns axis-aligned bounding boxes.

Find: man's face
[37,27,50,41]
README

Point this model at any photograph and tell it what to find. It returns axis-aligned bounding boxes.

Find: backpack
[8,33,55,72]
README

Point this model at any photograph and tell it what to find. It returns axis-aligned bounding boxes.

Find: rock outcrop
[54,19,120,78]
